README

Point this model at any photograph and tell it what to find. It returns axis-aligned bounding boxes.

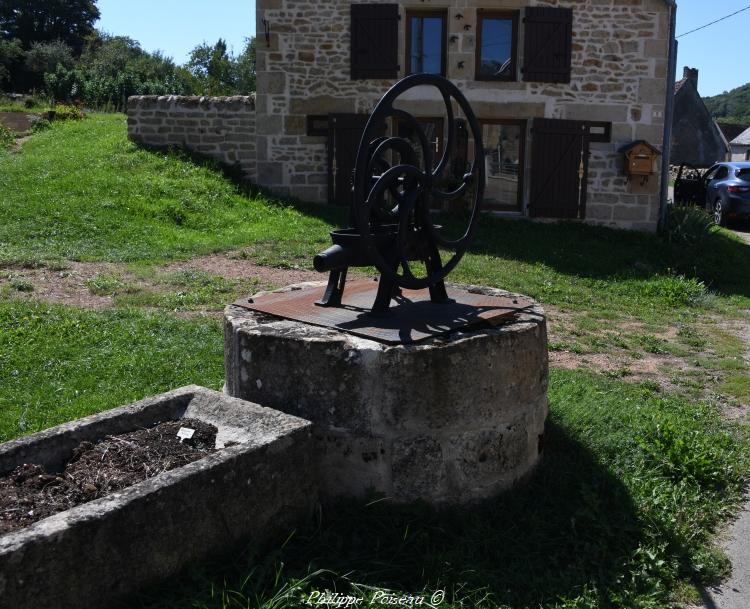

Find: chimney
[683,66,699,88]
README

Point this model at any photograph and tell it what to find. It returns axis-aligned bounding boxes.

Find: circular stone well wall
[224,284,548,504]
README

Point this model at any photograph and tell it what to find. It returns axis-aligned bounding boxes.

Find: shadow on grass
[138,144,750,299]
[127,421,669,608]
[454,212,750,299]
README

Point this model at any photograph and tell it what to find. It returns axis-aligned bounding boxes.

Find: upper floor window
[476,11,518,81]
[406,10,446,75]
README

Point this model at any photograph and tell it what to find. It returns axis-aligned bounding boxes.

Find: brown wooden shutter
[522,7,573,83]
[351,4,400,80]
[529,118,589,219]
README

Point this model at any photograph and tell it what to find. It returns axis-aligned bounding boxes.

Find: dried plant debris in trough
[0,419,217,536]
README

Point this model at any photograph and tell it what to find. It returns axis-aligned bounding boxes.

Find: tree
[235,37,256,94]
[0,0,100,56]
[25,40,75,90]
[186,39,236,95]
[0,38,24,89]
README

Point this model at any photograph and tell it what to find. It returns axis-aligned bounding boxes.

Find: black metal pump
[314,73,485,315]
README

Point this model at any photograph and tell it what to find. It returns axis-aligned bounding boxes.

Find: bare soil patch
[0,262,122,310]
[0,419,217,536]
[0,253,327,311]
[163,253,322,286]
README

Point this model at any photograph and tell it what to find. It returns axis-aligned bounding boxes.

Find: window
[703,165,720,182]
[587,122,612,143]
[714,166,729,180]
[406,11,446,75]
[476,11,518,81]
[307,115,328,137]
[396,117,444,170]
[477,120,525,211]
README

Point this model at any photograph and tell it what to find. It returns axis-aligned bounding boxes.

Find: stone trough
[0,386,317,609]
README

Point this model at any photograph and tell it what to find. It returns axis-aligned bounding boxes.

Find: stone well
[224,284,548,504]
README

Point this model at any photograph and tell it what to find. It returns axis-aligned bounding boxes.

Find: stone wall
[127,95,257,181]
[255,0,673,231]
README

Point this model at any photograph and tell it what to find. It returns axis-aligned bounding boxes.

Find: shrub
[0,123,14,150]
[641,274,708,307]
[30,118,52,133]
[53,103,85,121]
[666,203,716,247]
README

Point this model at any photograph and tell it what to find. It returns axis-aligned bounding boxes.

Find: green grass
[0,300,224,442]
[124,371,748,609]
[0,114,338,266]
[114,269,264,312]
[0,99,51,113]
[1,113,749,608]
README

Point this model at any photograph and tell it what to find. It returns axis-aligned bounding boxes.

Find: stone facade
[255,0,673,231]
[127,95,257,180]
[126,0,675,232]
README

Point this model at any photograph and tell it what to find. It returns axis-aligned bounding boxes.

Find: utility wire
[677,4,750,38]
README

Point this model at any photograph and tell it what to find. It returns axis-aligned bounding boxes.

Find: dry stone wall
[127,95,257,181]
[255,0,672,231]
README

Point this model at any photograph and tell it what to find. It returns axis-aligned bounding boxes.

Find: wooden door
[328,114,369,207]
[529,118,589,219]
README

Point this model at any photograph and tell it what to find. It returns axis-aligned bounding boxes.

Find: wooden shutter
[522,7,573,83]
[529,118,589,219]
[351,4,400,80]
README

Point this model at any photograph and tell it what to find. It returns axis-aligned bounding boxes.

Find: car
[700,162,750,226]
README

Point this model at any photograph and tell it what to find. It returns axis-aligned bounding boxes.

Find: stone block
[256,161,284,186]
[563,103,628,123]
[638,77,667,104]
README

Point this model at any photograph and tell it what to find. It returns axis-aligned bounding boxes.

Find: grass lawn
[1,115,749,608]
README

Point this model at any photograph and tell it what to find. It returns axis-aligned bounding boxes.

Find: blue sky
[95,0,255,63]
[96,1,747,97]
[675,2,750,97]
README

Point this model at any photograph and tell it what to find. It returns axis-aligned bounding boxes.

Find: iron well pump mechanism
[313,74,486,315]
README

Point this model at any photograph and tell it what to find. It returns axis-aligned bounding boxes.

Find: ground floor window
[478,120,525,211]
[396,117,444,171]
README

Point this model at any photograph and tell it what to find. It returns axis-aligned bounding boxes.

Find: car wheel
[714,199,726,226]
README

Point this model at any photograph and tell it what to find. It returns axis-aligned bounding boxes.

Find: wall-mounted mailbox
[621,140,661,184]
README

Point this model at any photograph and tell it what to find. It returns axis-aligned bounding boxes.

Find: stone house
[670,67,729,167]
[729,127,750,162]
[129,0,677,232]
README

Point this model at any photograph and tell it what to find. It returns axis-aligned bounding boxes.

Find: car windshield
[737,168,750,181]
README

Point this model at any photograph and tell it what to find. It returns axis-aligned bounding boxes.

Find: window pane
[479,18,514,79]
[398,118,443,170]
[482,123,522,210]
[410,16,444,74]
[737,168,750,180]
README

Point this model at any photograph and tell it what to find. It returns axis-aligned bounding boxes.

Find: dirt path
[0,254,323,311]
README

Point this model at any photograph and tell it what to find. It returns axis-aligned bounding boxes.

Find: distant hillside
[704,83,750,124]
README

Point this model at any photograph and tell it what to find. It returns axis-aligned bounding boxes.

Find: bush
[0,123,14,150]
[641,274,708,307]
[30,118,52,133]
[53,103,85,121]
[666,203,716,247]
